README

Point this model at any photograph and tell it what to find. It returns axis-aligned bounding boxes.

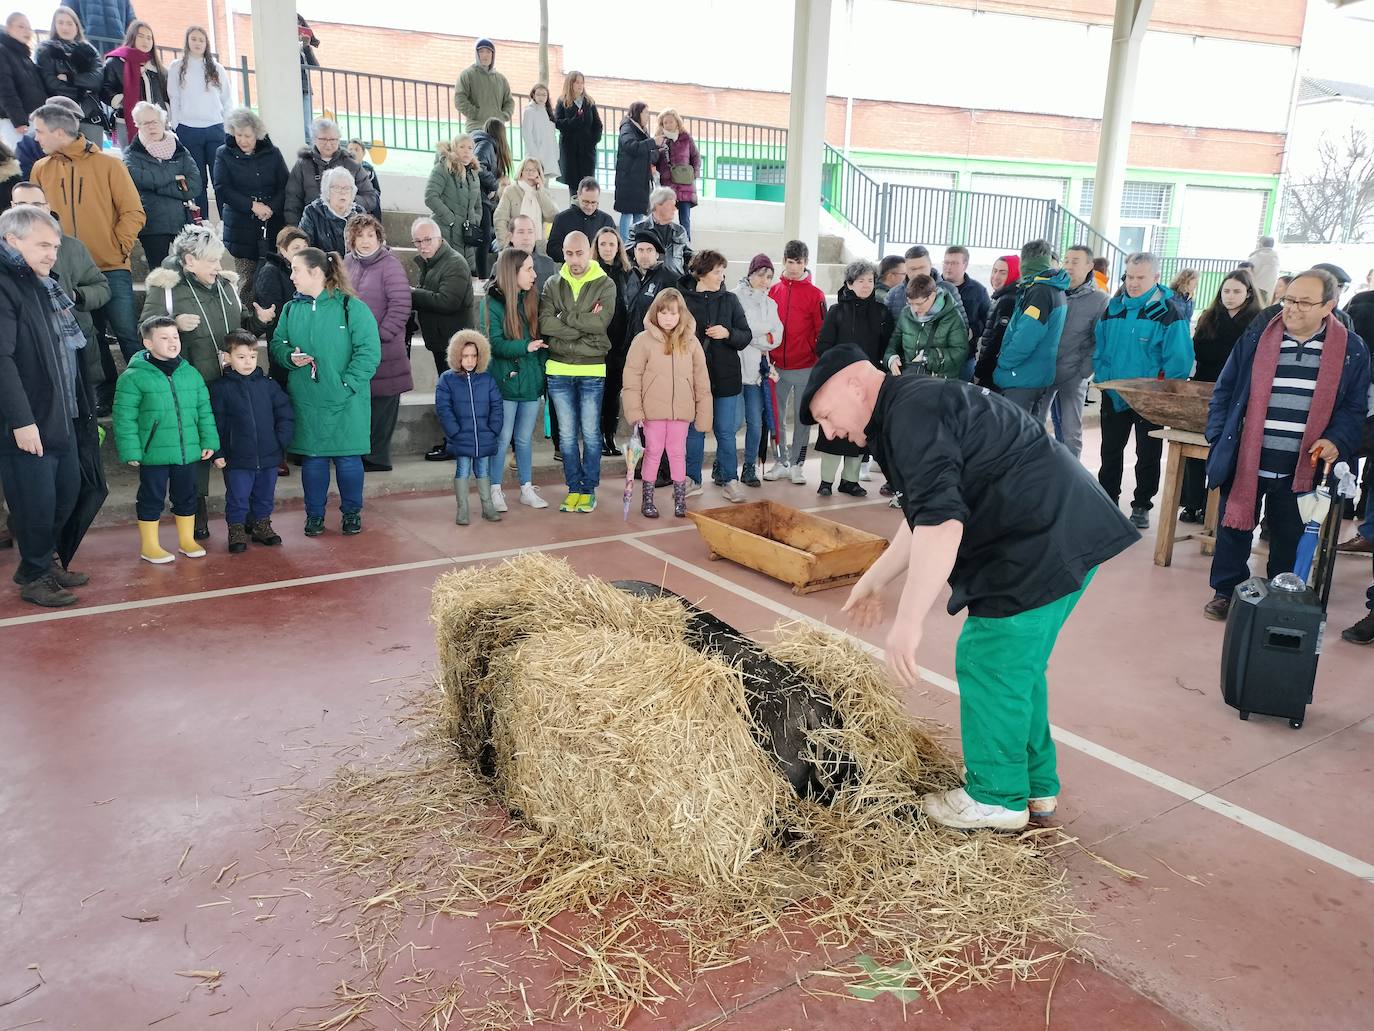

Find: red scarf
[107,45,153,141]
[1223,313,1347,532]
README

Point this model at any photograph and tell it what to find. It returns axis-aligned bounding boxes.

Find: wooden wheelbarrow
[686,501,888,595]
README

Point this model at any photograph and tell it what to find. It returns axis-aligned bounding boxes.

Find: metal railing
[1157,256,1242,313]
[820,144,887,243]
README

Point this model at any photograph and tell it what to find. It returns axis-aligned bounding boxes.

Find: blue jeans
[687,393,742,484]
[741,384,764,471]
[223,466,279,525]
[497,399,541,485]
[175,123,220,215]
[454,455,492,478]
[302,90,314,141]
[618,211,641,239]
[676,201,692,239]
[547,375,605,493]
[300,455,364,517]
[94,268,140,362]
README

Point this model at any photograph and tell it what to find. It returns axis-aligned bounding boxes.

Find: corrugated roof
[1299,77,1374,105]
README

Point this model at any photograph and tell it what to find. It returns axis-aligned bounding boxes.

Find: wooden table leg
[1154,441,1185,567]
[1201,487,1221,557]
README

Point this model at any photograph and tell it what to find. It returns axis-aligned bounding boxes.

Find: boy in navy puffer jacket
[209,331,295,553]
[436,329,505,525]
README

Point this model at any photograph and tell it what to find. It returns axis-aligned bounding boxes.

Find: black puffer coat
[0,33,46,128]
[213,134,289,260]
[553,97,602,188]
[679,274,751,398]
[36,37,104,126]
[123,134,201,237]
[973,283,1017,391]
[613,115,658,216]
[816,284,894,368]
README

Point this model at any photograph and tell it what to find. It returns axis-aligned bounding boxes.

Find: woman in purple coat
[654,109,700,240]
[344,213,414,471]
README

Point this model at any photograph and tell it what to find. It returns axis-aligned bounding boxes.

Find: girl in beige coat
[621,288,712,518]
[493,157,558,250]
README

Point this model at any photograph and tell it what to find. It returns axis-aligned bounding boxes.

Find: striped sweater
[1259,328,1324,476]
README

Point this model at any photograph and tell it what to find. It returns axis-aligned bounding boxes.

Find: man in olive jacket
[538,230,616,513]
[454,38,513,132]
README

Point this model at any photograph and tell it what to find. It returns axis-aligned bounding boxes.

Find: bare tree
[1284,128,1374,244]
[538,0,549,88]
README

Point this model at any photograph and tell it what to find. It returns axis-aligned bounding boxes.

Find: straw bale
[484,625,788,882]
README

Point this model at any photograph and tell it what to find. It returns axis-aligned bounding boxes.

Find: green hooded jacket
[424,145,484,262]
[483,285,547,402]
[454,41,514,131]
[268,290,382,458]
[538,260,616,369]
[112,352,220,466]
[885,293,968,379]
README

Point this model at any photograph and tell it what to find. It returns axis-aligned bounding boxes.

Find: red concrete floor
[3,431,1372,1030]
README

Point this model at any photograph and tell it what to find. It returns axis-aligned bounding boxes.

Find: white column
[249,0,305,157]
[782,0,832,253]
[1090,0,1156,248]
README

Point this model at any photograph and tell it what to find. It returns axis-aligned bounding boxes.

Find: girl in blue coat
[436,329,505,525]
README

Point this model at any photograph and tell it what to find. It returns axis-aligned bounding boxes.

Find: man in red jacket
[767,239,827,484]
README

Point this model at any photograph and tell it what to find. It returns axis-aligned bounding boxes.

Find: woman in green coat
[483,248,549,511]
[884,274,968,380]
[424,134,485,270]
[141,224,244,540]
[269,248,381,538]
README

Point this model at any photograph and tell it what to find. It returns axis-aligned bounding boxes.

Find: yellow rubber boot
[175,514,206,558]
[138,520,174,564]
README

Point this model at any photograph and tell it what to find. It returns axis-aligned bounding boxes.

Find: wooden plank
[1154,441,1186,567]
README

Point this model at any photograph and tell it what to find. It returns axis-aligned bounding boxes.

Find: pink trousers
[641,419,689,482]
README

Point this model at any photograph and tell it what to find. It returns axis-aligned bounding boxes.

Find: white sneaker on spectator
[686,478,703,498]
[859,459,873,481]
[763,462,790,481]
[721,480,747,503]
[491,485,508,513]
[790,465,807,485]
[519,484,548,509]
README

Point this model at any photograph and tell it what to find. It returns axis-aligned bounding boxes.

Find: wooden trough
[1095,377,1214,433]
[686,501,888,595]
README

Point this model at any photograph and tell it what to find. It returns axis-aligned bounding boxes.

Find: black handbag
[461,220,483,247]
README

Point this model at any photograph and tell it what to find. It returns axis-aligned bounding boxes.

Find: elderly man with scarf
[1202,268,1371,621]
[0,205,95,608]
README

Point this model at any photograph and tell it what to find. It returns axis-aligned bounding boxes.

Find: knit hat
[475,38,496,60]
[631,226,665,254]
[748,253,774,277]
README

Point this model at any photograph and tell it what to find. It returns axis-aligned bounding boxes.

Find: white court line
[0,496,892,629]
[622,537,1374,887]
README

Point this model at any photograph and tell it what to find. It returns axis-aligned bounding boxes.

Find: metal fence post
[877,183,890,257]
[239,55,252,107]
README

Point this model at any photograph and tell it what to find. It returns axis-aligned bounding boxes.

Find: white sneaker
[921,787,1028,831]
[763,462,790,481]
[790,464,807,485]
[519,484,548,509]
[490,485,508,513]
[721,480,747,503]
[685,478,703,498]
[889,497,901,509]
[859,459,873,481]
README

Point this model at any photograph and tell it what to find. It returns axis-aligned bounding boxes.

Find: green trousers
[953,568,1096,810]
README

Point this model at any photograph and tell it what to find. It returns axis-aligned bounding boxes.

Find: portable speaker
[1220,575,1325,729]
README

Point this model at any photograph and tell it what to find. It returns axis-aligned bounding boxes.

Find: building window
[1080,179,1173,221]
[861,166,957,190]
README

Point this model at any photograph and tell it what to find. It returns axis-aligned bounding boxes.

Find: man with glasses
[1092,252,1194,529]
[284,116,378,226]
[409,216,476,462]
[1201,268,1370,621]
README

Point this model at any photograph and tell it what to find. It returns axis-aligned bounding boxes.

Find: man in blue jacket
[994,238,1070,412]
[1202,268,1370,621]
[1093,252,1194,528]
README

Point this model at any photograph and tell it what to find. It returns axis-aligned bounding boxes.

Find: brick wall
[132,0,1284,175]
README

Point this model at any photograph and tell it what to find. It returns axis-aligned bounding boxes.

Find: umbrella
[57,397,109,569]
[622,423,644,521]
[1293,460,1358,586]
[763,372,784,471]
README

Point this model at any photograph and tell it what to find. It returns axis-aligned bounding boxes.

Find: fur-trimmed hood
[147,265,239,290]
[447,328,492,373]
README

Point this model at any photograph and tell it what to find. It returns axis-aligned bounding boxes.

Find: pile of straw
[281,554,1088,1029]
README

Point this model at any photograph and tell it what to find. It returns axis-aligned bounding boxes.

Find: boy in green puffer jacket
[112,316,220,565]
[885,274,968,379]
